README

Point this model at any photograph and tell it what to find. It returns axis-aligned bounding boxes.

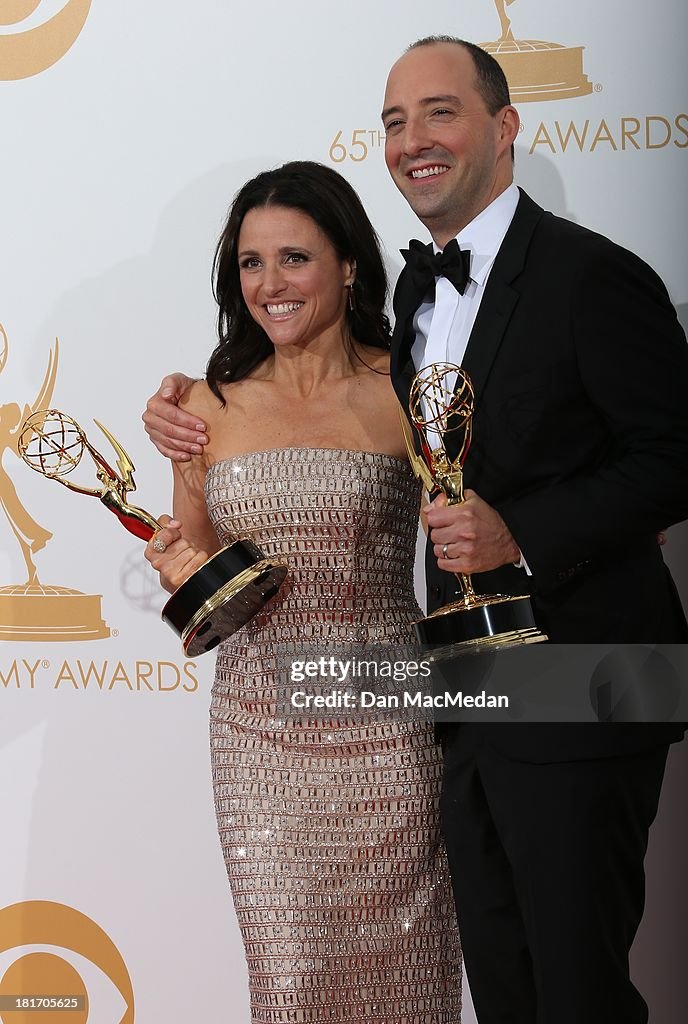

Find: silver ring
[152,536,167,553]
[441,543,449,559]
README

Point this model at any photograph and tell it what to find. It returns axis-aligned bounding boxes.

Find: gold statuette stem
[444,485,478,606]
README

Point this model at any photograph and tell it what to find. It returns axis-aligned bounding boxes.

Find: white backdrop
[1,2,686,1021]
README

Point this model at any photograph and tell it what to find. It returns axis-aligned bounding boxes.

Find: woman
[144,162,461,1022]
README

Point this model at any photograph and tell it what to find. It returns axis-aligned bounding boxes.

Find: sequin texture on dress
[206,448,462,1023]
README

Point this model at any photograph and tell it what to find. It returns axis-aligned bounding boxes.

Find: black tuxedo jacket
[391,189,688,759]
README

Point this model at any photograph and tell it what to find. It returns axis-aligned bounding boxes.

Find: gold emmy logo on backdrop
[0,900,134,1022]
[0,324,109,642]
[0,0,92,81]
[481,0,592,102]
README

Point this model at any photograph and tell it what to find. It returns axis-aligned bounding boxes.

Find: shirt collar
[433,183,519,287]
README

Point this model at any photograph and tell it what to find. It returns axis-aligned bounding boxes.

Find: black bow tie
[400,238,471,307]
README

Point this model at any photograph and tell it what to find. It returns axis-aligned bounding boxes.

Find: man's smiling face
[382,42,517,246]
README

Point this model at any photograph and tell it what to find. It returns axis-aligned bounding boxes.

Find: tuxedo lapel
[395,242,435,322]
[391,193,546,465]
[461,190,544,408]
[390,265,421,416]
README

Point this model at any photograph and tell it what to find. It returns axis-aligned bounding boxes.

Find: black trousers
[440,727,669,1024]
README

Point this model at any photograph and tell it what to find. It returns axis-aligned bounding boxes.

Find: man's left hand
[426,490,521,574]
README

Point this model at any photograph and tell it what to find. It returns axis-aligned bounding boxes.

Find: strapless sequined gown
[205,448,462,1023]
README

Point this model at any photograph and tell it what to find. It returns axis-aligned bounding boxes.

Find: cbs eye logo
[0,901,134,1023]
[0,1,92,81]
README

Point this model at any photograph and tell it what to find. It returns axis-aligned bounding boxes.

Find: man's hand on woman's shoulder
[142,372,208,461]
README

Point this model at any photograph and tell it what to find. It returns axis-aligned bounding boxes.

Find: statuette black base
[162,539,287,656]
[416,593,547,656]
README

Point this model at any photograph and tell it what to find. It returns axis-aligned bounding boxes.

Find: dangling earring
[347,283,356,311]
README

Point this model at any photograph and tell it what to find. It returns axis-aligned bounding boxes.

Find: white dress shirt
[409,183,530,571]
[410,182,519,374]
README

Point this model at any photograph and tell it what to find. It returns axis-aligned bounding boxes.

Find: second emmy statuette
[402,363,547,654]
[18,410,287,656]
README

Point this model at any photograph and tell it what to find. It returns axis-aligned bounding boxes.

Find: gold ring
[442,543,449,559]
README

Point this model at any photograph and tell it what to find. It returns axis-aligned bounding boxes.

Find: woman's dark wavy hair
[207,161,391,400]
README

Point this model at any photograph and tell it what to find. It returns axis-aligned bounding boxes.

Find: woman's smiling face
[238,205,355,350]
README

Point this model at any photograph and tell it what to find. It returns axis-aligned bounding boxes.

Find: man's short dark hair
[407,36,512,114]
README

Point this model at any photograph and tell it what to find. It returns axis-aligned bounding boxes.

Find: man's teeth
[267,302,303,315]
[410,165,449,179]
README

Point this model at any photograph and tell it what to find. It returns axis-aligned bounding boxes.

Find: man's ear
[498,104,520,152]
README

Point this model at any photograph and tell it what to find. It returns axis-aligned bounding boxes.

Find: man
[143,37,688,1023]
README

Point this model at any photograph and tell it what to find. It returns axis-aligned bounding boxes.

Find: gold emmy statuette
[18,410,287,656]
[403,363,547,654]
[482,0,592,102]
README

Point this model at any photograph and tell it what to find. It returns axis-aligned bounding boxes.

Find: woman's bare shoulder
[179,379,225,421]
[357,345,391,375]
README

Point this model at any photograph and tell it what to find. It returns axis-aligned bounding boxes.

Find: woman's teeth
[267,302,303,315]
